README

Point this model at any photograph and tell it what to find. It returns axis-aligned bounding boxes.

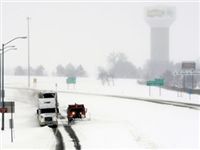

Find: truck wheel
[40,124,45,127]
[68,118,73,125]
[48,124,57,128]
[53,124,57,128]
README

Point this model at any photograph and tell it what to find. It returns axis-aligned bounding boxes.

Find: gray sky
[1,1,199,76]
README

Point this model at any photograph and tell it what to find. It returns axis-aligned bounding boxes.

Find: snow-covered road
[58,92,199,149]
[1,76,200,149]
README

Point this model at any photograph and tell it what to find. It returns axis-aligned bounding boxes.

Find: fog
[1,1,199,76]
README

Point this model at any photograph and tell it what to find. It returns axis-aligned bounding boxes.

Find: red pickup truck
[67,103,87,123]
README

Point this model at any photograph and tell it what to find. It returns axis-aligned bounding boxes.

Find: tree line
[55,64,87,77]
[14,65,46,76]
[14,63,87,77]
[14,52,200,88]
[98,52,141,79]
[13,52,142,78]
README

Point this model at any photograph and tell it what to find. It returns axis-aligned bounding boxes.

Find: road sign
[0,101,15,113]
[0,108,8,113]
[154,78,164,86]
[182,61,196,70]
[146,79,164,86]
[146,80,154,86]
[188,89,192,94]
[147,79,164,96]
[66,77,76,84]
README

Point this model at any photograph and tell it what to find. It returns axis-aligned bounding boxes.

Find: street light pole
[0,44,15,102]
[27,17,30,88]
[1,44,4,130]
[0,46,15,103]
[0,46,1,104]
[1,36,26,130]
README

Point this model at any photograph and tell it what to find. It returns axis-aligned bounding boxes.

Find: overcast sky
[0,1,199,76]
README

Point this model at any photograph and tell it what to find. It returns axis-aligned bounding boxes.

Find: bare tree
[56,65,66,76]
[76,65,87,77]
[107,52,138,78]
[14,66,26,76]
[65,63,76,77]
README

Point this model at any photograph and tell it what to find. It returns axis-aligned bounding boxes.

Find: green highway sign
[66,77,76,84]
[154,78,164,86]
[146,78,164,86]
[146,80,154,86]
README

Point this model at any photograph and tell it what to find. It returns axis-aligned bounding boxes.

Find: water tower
[145,6,176,77]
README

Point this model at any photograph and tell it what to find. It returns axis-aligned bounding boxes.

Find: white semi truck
[36,91,59,127]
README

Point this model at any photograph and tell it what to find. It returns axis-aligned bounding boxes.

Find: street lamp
[0,48,17,53]
[27,17,31,88]
[1,46,16,50]
[0,47,17,104]
[1,36,27,130]
[3,36,27,46]
[0,46,17,102]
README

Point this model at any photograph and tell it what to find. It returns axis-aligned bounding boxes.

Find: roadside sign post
[147,80,154,96]
[0,101,15,142]
[188,89,192,100]
[192,71,194,90]
[155,79,164,96]
[174,62,199,100]
[9,118,14,142]
[177,90,182,97]
[149,86,151,96]
[10,102,14,142]
[0,102,15,113]
[146,79,164,96]
[159,86,161,96]
[181,61,196,91]
[0,107,8,113]
[66,77,76,89]
[175,71,200,91]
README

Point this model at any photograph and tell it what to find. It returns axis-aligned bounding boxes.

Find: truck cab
[36,91,59,127]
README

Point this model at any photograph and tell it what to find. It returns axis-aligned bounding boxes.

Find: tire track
[63,125,81,150]
[6,87,81,150]
[52,128,65,150]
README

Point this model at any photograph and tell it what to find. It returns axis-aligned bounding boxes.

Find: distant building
[145,6,176,77]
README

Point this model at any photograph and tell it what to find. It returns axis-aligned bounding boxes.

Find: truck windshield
[43,93,55,98]
[40,108,56,113]
[39,93,55,98]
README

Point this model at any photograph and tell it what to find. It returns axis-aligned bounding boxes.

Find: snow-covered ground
[1,76,200,149]
[5,76,200,105]
[58,92,199,149]
[0,88,56,150]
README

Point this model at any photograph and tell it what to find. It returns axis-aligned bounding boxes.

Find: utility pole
[1,44,4,130]
[0,37,26,131]
[27,17,31,88]
[0,45,2,104]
